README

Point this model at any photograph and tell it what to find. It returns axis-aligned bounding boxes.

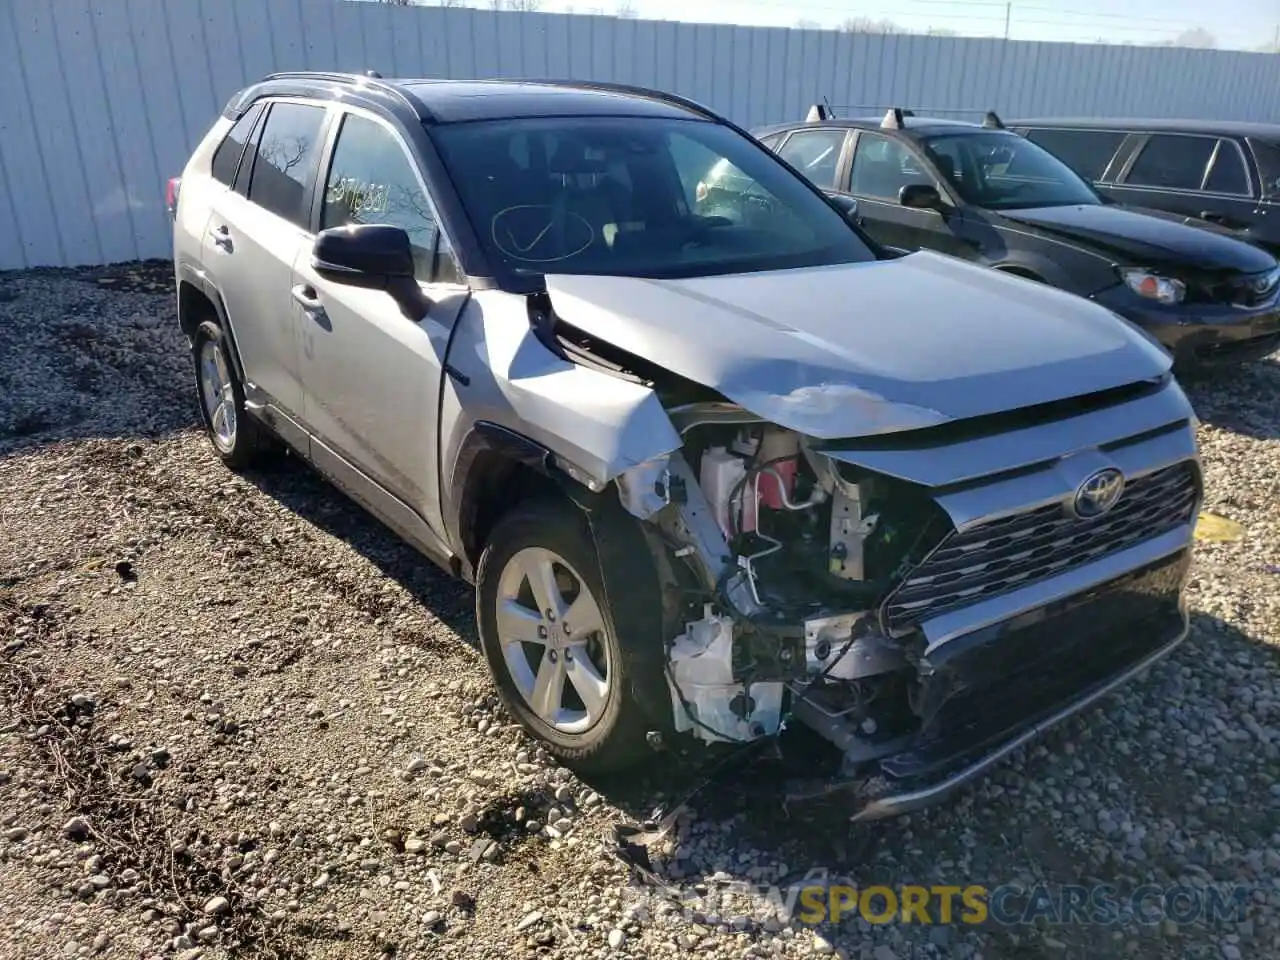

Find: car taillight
[166,177,182,220]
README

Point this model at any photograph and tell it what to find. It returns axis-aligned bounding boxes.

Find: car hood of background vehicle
[1000,203,1277,274]
[544,250,1172,440]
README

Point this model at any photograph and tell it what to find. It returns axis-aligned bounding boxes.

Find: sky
[498,0,1280,51]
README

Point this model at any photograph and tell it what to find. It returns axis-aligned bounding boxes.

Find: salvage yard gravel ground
[1,262,1279,960]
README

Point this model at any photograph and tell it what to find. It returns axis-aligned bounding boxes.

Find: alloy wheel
[494,546,613,735]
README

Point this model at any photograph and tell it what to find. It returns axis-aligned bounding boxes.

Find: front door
[844,131,972,258]
[295,109,468,538]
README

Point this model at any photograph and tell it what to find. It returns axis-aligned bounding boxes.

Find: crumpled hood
[1001,203,1277,274]
[545,251,1172,440]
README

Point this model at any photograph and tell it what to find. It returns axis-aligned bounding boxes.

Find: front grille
[878,549,1189,784]
[881,461,1198,632]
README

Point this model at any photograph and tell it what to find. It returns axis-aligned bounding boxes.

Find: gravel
[1,262,1279,959]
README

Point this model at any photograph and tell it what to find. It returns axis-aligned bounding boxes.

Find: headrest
[548,140,610,176]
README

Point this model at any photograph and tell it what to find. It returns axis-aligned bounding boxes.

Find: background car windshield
[922,132,1101,210]
[431,117,875,281]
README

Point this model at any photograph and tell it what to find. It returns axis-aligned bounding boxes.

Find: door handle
[211,224,233,252]
[1199,211,1228,224]
[291,284,324,313]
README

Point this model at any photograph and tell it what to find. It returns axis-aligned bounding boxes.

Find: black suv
[1011,117,1280,256]
[750,108,1280,368]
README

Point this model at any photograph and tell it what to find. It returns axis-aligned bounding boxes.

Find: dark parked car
[749,108,1280,367]
[1010,117,1280,256]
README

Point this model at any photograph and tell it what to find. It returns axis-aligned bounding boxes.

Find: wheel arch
[449,422,575,581]
[176,268,249,385]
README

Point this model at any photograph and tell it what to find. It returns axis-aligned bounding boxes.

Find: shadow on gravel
[237,457,477,643]
[1182,356,1280,441]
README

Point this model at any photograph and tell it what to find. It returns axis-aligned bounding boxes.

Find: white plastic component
[700,446,755,535]
[667,605,783,744]
[730,429,760,459]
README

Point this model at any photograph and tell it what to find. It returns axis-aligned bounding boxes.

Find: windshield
[922,131,1101,210]
[430,116,875,284]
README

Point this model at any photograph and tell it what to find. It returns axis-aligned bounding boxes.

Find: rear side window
[1204,141,1250,195]
[1124,134,1215,190]
[1023,128,1124,181]
[320,113,459,283]
[211,103,264,186]
[777,129,847,188]
[246,102,328,227]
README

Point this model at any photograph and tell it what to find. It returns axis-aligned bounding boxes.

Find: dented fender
[438,290,682,506]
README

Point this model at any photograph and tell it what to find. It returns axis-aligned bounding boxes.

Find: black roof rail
[519,79,721,122]
[881,107,906,130]
[982,110,1005,129]
[259,70,431,120]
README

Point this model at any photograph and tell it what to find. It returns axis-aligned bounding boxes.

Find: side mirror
[899,183,943,211]
[312,224,432,322]
[312,224,415,287]
[827,193,859,221]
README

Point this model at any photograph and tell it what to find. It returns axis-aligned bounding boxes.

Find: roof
[233,72,711,125]
[1010,116,1280,140]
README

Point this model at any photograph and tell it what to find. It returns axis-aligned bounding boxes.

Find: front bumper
[1092,285,1280,366]
[848,542,1192,822]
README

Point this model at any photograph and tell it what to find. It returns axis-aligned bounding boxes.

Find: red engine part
[756,459,797,510]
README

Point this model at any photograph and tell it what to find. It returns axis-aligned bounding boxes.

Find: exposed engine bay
[609,387,1199,815]
[529,272,1201,818]
[617,411,952,779]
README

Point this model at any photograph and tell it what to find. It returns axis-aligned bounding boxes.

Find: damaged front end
[614,380,1200,821]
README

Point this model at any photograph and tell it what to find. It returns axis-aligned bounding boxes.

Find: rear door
[1109,132,1259,231]
[205,99,331,421]
[293,108,468,538]
[774,127,852,193]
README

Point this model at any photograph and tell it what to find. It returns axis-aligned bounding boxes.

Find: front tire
[476,498,657,773]
[191,320,277,470]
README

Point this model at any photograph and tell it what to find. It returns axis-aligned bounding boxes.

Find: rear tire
[191,320,277,470]
[475,497,659,773]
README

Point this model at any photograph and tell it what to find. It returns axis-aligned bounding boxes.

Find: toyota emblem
[1074,468,1125,519]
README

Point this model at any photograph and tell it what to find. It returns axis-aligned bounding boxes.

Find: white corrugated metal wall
[2,0,1279,270]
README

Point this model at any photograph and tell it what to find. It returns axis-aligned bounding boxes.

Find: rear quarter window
[211,103,264,186]
[1023,128,1125,180]
[1249,138,1280,198]
[1204,141,1250,195]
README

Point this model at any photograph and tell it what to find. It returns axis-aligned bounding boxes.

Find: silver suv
[170,73,1201,820]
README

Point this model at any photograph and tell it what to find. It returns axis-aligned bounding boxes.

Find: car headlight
[1119,268,1186,305]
